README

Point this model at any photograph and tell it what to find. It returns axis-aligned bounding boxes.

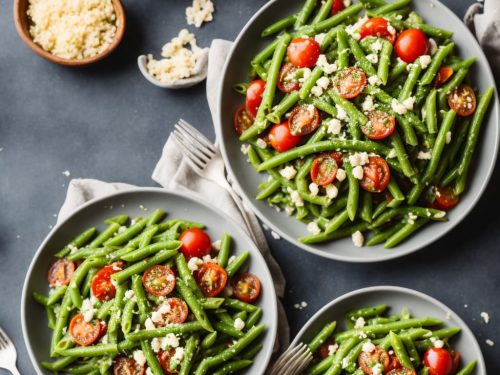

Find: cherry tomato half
[195,263,228,297]
[154,297,189,327]
[245,80,266,117]
[278,62,301,93]
[113,356,145,375]
[231,273,262,303]
[362,110,396,140]
[360,156,391,193]
[48,258,75,287]
[269,122,302,153]
[316,339,336,360]
[432,186,459,210]
[333,67,367,99]
[142,265,176,297]
[288,105,321,136]
[434,67,454,87]
[424,347,453,375]
[331,0,346,15]
[395,29,429,63]
[358,347,390,374]
[179,228,212,259]
[386,369,417,375]
[69,313,101,346]
[91,262,124,301]
[387,354,403,371]
[448,84,477,117]
[234,105,253,135]
[450,350,461,374]
[158,349,179,374]
[360,17,396,44]
[311,152,339,186]
[287,37,321,68]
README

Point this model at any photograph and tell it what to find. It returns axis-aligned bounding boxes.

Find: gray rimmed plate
[291,286,485,374]
[215,0,499,262]
[21,188,277,375]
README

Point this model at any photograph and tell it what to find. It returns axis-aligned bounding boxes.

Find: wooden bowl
[13,0,126,67]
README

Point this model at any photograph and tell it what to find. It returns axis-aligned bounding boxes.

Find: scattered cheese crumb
[256,138,267,149]
[354,317,366,328]
[372,364,384,375]
[368,75,382,86]
[62,170,70,177]
[480,312,490,324]
[124,290,136,301]
[391,99,408,115]
[316,76,330,89]
[336,105,348,120]
[234,318,245,331]
[362,341,376,353]
[307,222,321,235]
[402,96,416,111]
[314,33,327,44]
[309,182,319,197]
[145,318,156,330]
[349,152,369,167]
[311,85,324,97]
[163,333,180,348]
[280,166,297,180]
[366,54,379,64]
[362,95,375,112]
[352,231,364,247]
[429,38,438,55]
[133,350,147,367]
[172,347,185,364]
[419,55,432,69]
[418,151,432,160]
[342,357,350,368]
[327,118,342,135]
[446,131,452,144]
[287,187,304,207]
[240,144,250,155]
[151,338,162,353]
[185,0,214,28]
[316,54,338,74]
[328,344,339,355]
[336,168,347,182]
[486,339,495,346]
[352,165,364,180]
[372,40,383,52]
[434,339,445,348]
[407,212,418,225]
[387,148,397,158]
[187,257,203,272]
[326,184,339,199]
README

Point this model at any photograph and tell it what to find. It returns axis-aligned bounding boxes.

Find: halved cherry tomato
[360,17,396,44]
[434,67,454,87]
[311,152,339,186]
[154,297,189,326]
[142,265,176,297]
[387,354,403,371]
[231,273,262,303]
[69,313,101,346]
[269,122,302,152]
[287,37,321,68]
[195,263,228,297]
[48,258,75,287]
[450,350,461,373]
[245,80,266,117]
[362,110,396,140]
[289,105,321,136]
[358,347,391,374]
[316,339,336,360]
[98,321,108,339]
[423,347,453,375]
[331,0,346,15]
[360,156,391,193]
[234,105,253,135]
[113,356,145,375]
[278,62,301,93]
[330,151,344,167]
[333,67,367,99]
[91,261,124,301]
[395,29,429,63]
[448,84,477,117]
[432,186,459,210]
[158,349,179,374]
[179,228,212,259]
[386,369,417,375]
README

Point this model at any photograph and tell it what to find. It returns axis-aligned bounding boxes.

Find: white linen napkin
[464,0,500,79]
[57,39,290,361]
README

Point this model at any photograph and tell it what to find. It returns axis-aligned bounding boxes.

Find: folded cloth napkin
[464,0,500,79]
[57,39,290,366]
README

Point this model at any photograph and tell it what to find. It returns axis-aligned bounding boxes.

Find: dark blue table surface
[1,0,498,373]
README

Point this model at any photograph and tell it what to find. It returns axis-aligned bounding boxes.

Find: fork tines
[270,342,313,375]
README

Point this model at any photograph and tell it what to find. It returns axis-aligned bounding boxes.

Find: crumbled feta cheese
[328,343,339,356]
[327,118,342,135]
[316,54,338,74]
[256,138,267,149]
[480,312,490,324]
[326,184,339,199]
[387,148,397,158]
[314,33,327,44]
[81,299,95,323]
[151,338,162,353]
[234,318,245,331]
[62,170,70,177]
[228,255,236,265]
[429,38,438,55]
[418,151,432,160]
[342,357,350,368]
[407,212,418,225]
[336,168,347,182]
[240,144,250,155]
[362,341,376,353]
[372,39,383,52]
[163,333,180,348]
[280,166,297,180]
[366,54,379,64]
[486,339,495,346]
[446,131,452,144]
[309,182,319,197]
[362,95,375,112]
[158,303,171,315]
[118,226,127,233]
[172,347,185,364]
[316,76,330,89]
[146,368,154,375]
[336,105,348,120]
[402,96,416,111]
[212,240,221,251]
[151,311,164,324]
[285,206,295,216]
[68,244,79,255]
[202,254,216,263]
[311,85,324,97]
[287,187,304,207]
[343,0,351,7]
[124,290,137,302]
[391,99,408,115]
[387,25,396,35]
[301,68,312,82]
[352,231,364,247]
[352,165,364,180]
[419,55,432,69]
[349,152,369,167]
[372,364,384,375]
[112,264,122,271]
[307,222,321,235]
[185,257,202,272]
[368,75,382,86]
[145,318,156,330]
[186,0,214,28]
[133,350,147,366]
[434,340,445,348]
[359,331,368,339]
[354,317,366,329]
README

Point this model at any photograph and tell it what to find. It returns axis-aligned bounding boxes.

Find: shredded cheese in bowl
[27,0,118,60]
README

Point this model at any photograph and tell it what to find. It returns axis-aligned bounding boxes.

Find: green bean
[104,219,147,247]
[108,282,126,343]
[325,209,350,234]
[391,17,454,39]
[347,37,377,77]
[112,249,177,284]
[358,192,372,223]
[344,162,359,221]
[121,298,136,335]
[425,89,438,134]
[263,33,291,112]
[388,58,408,82]
[146,209,166,226]
[201,331,218,349]
[224,298,258,313]
[261,15,295,37]
[390,130,415,178]
[105,214,129,226]
[414,327,462,351]
[252,39,279,66]
[33,291,49,306]
[70,258,107,308]
[438,68,468,108]
[226,251,249,278]
[267,91,301,123]
[402,335,421,366]
[121,241,180,262]
[47,305,57,329]
[294,0,317,28]
[47,286,67,306]
[213,360,253,375]
[138,225,159,248]
[66,246,116,261]
[448,57,476,71]
[241,343,263,360]
[320,26,339,52]
[387,178,405,207]
[176,278,213,331]
[377,40,393,85]
[127,321,205,341]
[55,227,96,258]
[395,114,419,146]
[441,165,459,186]
[398,62,422,102]
[214,321,244,339]
[312,97,338,116]
[337,28,350,70]
[131,274,150,324]
[179,335,200,375]
[300,66,324,99]
[233,82,249,95]
[385,218,430,248]
[213,233,230,268]
[455,87,494,195]
[300,222,371,244]
[370,0,410,14]
[325,336,362,375]
[41,356,77,371]
[256,179,281,200]
[389,331,414,370]
[246,308,263,328]
[309,355,334,375]
[313,3,364,32]
[141,340,163,375]
[456,360,477,375]
[419,368,430,375]
[347,304,387,319]
[173,253,203,298]
[308,321,337,352]
[420,43,455,85]
[359,0,388,8]
[313,0,333,24]
[89,223,121,248]
[56,344,118,357]
[367,221,405,246]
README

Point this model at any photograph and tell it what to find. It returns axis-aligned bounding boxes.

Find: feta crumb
[372,40,383,52]
[391,99,408,115]
[172,347,185,364]
[307,222,321,235]
[228,255,236,265]
[133,350,147,366]
[434,339,445,348]
[407,212,418,225]
[336,168,347,182]
[151,311,163,324]
[234,318,245,331]
[387,25,396,35]
[311,85,324,97]
[352,165,364,180]
[359,331,368,339]
[316,76,330,89]
[309,182,319,197]
[352,231,364,247]
[372,363,384,375]
[163,333,180,348]
[327,118,342,135]
[146,368,153,375]
[316,54,338,74]
[387,148,397,158]
[354,317,366,329]
[480,312,490,324]
[185,0,214,28]
[429,38,438,55]
[314,33,327,44]
[419,55,432,69]
[417,151,432,160]
[326,184,339,199]
[271,231,281,240]
[211,240,221,251]
[368,75,382,86]
[336,105,348,120]
[343,0,351,7]
[280,166,297,180]
[68,244,79,254]
[145,318,156,330]
[366,54,379,64]
[349,152,369,167]
[328,344,339,356]
[124,290,136,301]
[301,301,308,308]
[62,170,70,177]
[402,96,416,111]
[256,138,267,149]
[446,131,452,144]
[81,299,95,322]
[362,95,375,112]
[151,338,162,353]
[342,357,350,368]
[287,187,304,207]
[362,341,376,353]
[157,303,171,315]
[486,339,495,346]
[240,144,250,155]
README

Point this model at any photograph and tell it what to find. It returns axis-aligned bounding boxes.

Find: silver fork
[0,328,20,375]
[270,342,313,375]
[172,119,259,244]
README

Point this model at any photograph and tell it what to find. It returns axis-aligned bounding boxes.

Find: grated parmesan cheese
[186,0,214,28]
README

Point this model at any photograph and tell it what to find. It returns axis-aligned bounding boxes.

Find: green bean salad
[34,209,266,375]
[304,304,476,375]
[233,0,494,249]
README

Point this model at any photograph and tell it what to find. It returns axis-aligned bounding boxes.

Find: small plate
[21,188,277,375]
[291,286,485,374]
